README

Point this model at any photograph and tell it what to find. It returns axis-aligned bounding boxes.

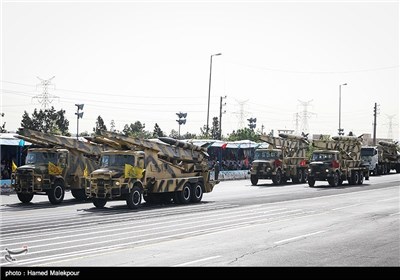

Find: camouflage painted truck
[377,141,400,174]
[11,128,104,204]
[86,131,219,209]
[249,133,309,185]
[307,135,370,187]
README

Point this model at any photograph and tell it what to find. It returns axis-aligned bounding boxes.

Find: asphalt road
[0,173,399,267]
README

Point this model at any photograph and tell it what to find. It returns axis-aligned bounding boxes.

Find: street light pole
[206,53,222,137]
[338,83,347,135]
[75,104,84,139]
[219,95,227,140]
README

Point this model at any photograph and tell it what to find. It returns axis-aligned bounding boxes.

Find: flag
[83,164,89,178]
[12,161,17,172]
[48,162,63,175]
[124,164,145,179]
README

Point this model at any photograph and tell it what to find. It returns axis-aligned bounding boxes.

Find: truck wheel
[93,198,107,208]
[328,172,339,187]
[250,175,258,185]
[126,186,142,209]
[48,182,65,205]
[293,169,304,184]
[191,183,203,203]
[373,165,378,176]
[71,189,88,201]
[301,170,307,183]
[272,170,282,185]
[17,193,34,204]
[175,183,191,204]
[307,177,315,187]
[357,172,364,185]
[350,171,359,185]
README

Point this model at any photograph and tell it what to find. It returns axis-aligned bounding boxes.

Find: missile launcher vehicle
[11,128,105,204]
[308,135,369,187]
[86,131,219,209]
[249,133,309,185]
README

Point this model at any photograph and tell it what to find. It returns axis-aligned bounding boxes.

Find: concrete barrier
[210,170,250,181]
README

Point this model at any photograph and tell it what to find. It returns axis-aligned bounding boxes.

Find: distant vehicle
[377,141,400,174]
[361,146,379,175]
[308,135,369,187]
[249,133,309,185]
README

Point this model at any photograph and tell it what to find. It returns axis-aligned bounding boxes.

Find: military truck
[377,141,400,174]
[11,128,104,204]
[86,131,219,209]
[249,133,309,185]
[307,135,369,187]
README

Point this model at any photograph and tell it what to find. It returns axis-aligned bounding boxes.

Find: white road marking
[173,255,221,267]
[274,230,326,245]
[331,204,361,211]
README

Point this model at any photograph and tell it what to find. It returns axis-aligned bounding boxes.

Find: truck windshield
[254,150,280,160]
[25,152,58,165]
[361,148,375,157]
[101,154,135,167]
[312,153,334,161]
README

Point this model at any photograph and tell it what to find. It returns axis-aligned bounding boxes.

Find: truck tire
[17,193,34,204]
[174,183,191,204]
[357,171,364,185]
[328,172,339,187]
[301,169,307,183]
[292,169,304,184]
[272,170,282,185]
[48,181,65,205]
[71,189,87,201]
[93,198,107,208]
[350,171,359,185]
[191,182,203,203]
[250,175,258,185]
[307,177,315,187]
[126,186,142,209]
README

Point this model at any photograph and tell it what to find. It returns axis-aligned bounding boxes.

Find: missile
[378,141,398,147]
[332,136,362,142]
[278,133,308,141]
[158,137,207,152]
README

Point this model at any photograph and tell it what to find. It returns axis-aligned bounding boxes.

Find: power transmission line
[32,76,59,109]
[297,99,316,135]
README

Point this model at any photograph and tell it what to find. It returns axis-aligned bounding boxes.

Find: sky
[1,0,399,141]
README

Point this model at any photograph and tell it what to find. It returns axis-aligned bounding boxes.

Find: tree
[226,127,259,142]
[110,120,116,132]
[198,125,208,139]
[210,117,220,140]
[93,116,107,135]
[20,106,70,136]
[153,123,165,138]
[181,132,197,139]
[169,129,179,139]
[123,121,152,138]
[0,113,6,133]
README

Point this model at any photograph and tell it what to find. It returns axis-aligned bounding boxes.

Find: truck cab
[361,146,379,175]
[249,148,284,185]
[12,148,69,204]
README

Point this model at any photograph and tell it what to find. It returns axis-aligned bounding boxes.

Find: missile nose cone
[158,137,176,146]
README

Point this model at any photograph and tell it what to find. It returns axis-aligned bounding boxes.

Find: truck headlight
[36,177,42,182]
[325,169,329,173]
[114,181,120,186]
